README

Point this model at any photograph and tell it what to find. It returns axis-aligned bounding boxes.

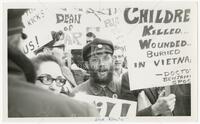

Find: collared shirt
[71,79,120,98]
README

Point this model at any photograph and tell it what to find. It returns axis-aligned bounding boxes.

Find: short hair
[31,54,62,72]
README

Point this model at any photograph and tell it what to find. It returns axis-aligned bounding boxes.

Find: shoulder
[121,72,129,87]
[8,77,97,117]
[71,80,90,95]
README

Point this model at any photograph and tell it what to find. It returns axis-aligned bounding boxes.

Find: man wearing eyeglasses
[71,38,120,98]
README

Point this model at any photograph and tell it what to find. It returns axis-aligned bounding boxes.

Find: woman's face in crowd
[35,61,67,94]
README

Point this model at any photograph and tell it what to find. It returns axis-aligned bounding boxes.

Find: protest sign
[22,9,53,57]
[21,8,86,57]
[20,5,197,89]
[74,93,137,117]
[54,8,86,49]
[122,2,197,90]
[4,1,198,120]
[85,8,126,46]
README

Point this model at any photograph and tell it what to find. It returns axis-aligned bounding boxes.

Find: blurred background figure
[32,55,72,95]
[8,10,27,51]
[8,9,99,117]
[71,49,89,85]
[113,47,127,94]
[86,32,96,43]
[8,9,36,84]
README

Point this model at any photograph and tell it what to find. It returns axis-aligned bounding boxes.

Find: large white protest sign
[21,8,86,57]
[74,93,137,117]
[53,8,86,49]
[3,1,198,121]
[122,2,197,90]
[85,8,126,46]
[22,9,53,57]
[20,5,197,90]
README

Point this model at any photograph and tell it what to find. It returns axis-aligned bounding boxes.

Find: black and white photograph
[1,0,198,122]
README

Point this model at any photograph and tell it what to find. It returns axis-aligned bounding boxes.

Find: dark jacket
[120,72,153,116]
[71,79,120,98]
[120,72,191,116]
[8,45,99,117]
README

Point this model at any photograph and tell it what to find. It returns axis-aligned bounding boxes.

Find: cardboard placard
[122,2,197,90]
[74,93,137,117]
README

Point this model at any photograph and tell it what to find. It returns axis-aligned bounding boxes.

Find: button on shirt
[71,79,120,98]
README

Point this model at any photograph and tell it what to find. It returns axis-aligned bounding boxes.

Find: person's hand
[151,90,176,116]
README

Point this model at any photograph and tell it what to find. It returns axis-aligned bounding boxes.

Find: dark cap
[8,9,27,36]
[82,38,114,61]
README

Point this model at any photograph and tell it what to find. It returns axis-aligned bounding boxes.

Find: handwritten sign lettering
[56,14,81,24]
[123,2,197,90]
[124,8,190,24]
[74,94,137,117]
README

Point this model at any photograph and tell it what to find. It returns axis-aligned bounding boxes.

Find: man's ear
[84,61,89,69]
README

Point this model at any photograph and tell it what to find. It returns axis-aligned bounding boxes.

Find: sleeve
[136,106,154,116]
[120,72,139,101]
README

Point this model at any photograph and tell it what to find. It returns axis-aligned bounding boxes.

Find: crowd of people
[8,9,190,117]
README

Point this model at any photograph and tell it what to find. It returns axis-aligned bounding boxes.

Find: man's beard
[89,65,114,85]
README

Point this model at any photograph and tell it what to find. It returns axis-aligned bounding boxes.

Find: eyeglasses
[37,74,66,87]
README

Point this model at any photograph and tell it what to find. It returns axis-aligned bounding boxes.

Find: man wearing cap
[7,9,99,117]
[71,38,120,98]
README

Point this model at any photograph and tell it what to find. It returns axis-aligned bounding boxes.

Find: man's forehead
[89,47,112,57]
[91,51,111,57]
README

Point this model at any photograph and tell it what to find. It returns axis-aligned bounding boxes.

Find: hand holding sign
[151,90,176,116]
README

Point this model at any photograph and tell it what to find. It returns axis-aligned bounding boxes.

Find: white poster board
[21,8,86,58]
[85,8,126,46]
[20,4,197,90]
[122,2,197,90]
[74,94,137,117]
[22,9,53,58]
[53,8,86,49]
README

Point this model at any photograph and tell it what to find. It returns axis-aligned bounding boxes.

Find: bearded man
[71,38,120,98]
